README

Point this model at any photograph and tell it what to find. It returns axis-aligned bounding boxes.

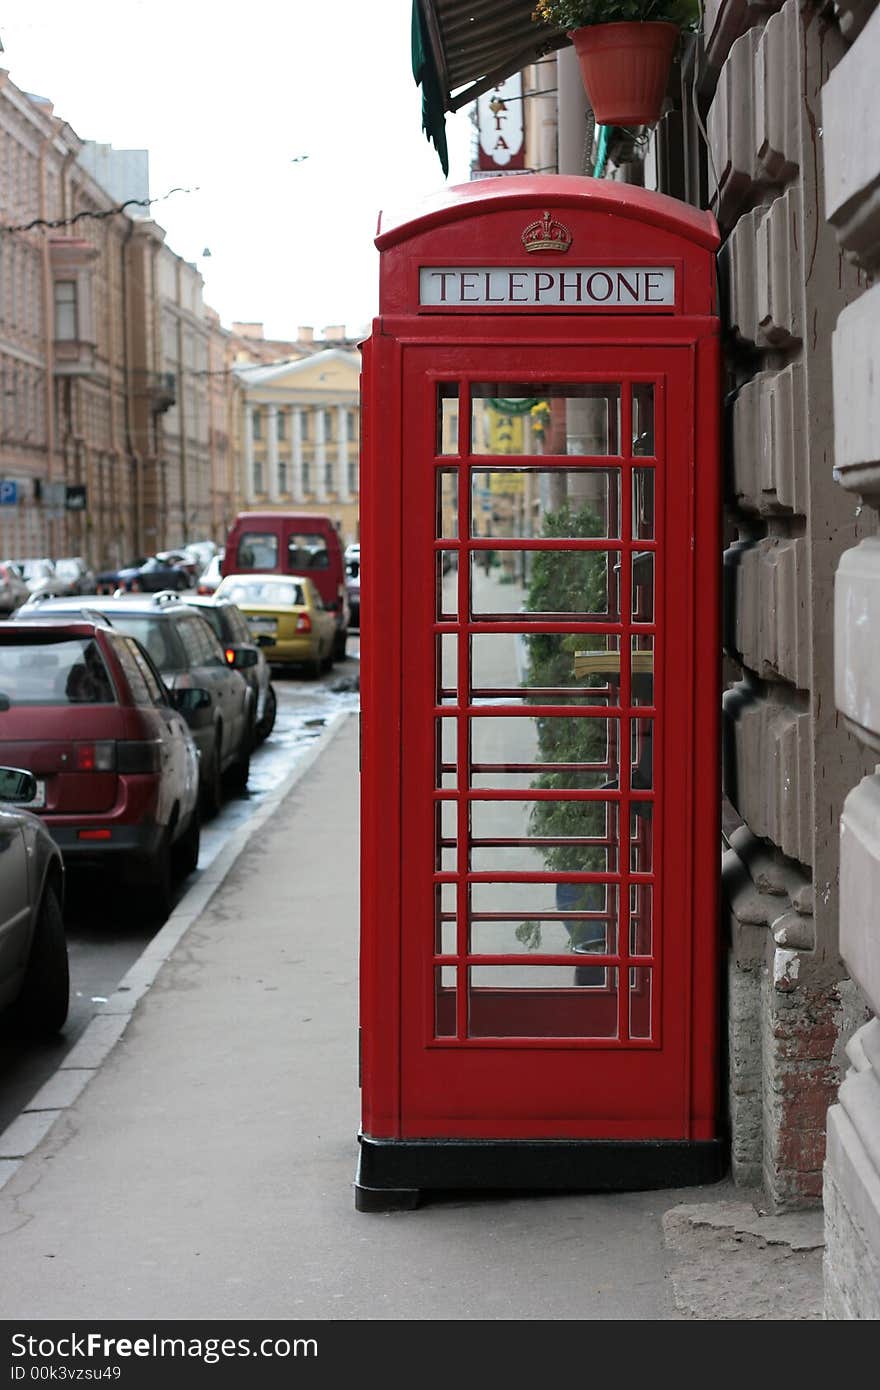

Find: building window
[301,412,309,441]
[347,410,357,442]
[302,459,311,491]
[278,460,288,494]
[324,409,333,440]
[253,459,264,493]
[252,410,262,440]
[54,280,78,340]
[325,459,333,492]
[348,458,358,494]
[277,411,286,440]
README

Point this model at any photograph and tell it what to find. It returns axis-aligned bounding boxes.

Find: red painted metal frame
[360,179,720,1147]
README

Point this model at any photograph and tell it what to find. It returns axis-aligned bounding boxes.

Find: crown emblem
[521,210,572,254]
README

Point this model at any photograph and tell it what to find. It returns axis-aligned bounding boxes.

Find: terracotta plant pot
[568,20,680,127]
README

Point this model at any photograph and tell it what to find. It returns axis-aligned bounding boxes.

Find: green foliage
[532,0,700,30]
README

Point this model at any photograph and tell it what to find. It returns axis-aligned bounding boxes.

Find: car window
[0,638,116,705]
[193,606,223,641]
[109,616,185,674]
[229,608,253,644]
[287,533,329,570]
[109,635,152,706]
[121,637,167,706]
[221,579,304,607]
[236,532,278,568]
[178,616,225,667]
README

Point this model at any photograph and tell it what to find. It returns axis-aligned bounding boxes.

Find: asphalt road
[0,642,360,1134]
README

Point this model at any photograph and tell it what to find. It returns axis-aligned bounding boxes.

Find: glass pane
[435,801,457,872]
[437,633,458,704]
[632,469,655,540]
[470,904,619,958]
[471,880,616,917]
[471,632,620,706]
[631,637,654,706]
[631,717,654,790]
[629,967,653,1039]
[437,383,459,456]
[470,798,618,873]
[435,967,456,1037]
[471,551,616,621]
[437,470,458,538]
[437,553,458,619]
[630,883,653,956]
[469,715,619,789]
[436,718,458,788]
[632,551,654,623]
[470,469,620,540]
[471,384,621,457]
[468,967,619,1038]
[630,802,654,873]
[435,881,457,953]
[632,383,655,457]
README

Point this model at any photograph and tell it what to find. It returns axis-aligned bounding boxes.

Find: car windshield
[0,638,115,705]
[20,560,53,580]
[104,617,183,673]
[221,580,303,607]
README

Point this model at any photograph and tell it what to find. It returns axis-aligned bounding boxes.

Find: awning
[413,0,568,172]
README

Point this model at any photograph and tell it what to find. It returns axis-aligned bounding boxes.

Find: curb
[0,709,354,1186]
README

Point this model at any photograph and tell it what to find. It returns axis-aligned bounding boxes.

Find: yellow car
[215,574,336,677]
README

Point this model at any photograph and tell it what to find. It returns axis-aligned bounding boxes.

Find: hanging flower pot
[567,21,680,126]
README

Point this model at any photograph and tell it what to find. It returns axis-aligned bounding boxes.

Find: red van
[222,512,350,659]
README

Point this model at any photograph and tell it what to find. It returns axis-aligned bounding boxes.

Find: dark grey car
[0,766,68,1034]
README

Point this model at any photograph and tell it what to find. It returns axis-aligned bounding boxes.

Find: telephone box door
[397,342,710,1141]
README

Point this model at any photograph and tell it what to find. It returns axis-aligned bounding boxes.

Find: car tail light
[225,647,235,665]
[78,829,112,840]
[116,741,161,774]
[295,613,312,633]
[74,741,116,772]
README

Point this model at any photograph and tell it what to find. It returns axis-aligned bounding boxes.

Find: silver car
[0,563,30,615]
[0,766,69,1034]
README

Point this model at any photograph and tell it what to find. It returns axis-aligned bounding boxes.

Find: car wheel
[256,684,277,743]
[15,885,69,1036]
[172,804,201,880]
[142,833,174,924]
[200,733,223,819]
[225,721,252,794]
[332,626,348,662]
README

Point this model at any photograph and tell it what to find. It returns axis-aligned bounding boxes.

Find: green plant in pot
[516,499,612,983]
[532,0,701,127]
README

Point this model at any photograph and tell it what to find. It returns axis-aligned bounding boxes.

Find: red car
[0,620,202,921]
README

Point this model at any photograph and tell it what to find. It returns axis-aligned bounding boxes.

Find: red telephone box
[356,177,722,1210]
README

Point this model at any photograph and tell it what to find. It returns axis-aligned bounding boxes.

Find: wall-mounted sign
[0,480,17,506]
[65,485,87,511]
[476,75,525,172]
[419,266,675,308]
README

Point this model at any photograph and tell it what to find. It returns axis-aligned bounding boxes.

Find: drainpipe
[38,126,58,560]
[121,216,143,557]
[175,258,188,545]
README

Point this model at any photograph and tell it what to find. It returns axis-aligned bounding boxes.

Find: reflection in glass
[437,383,459,456]
[631,637,654,706]
[632,383,655,457]
[467,967,619,1038]
[437,552,458,619]
[630,883,653,956]
[632,469,655,540]
[470,632,619,705]
[629,967,652,1039]
[632,550,654,623]
[471,470,620,540]
[435,967,456,1037]
[437,470,458,538]
[631,717,654,790]
[469,715,617,787]
[471,384,621,457]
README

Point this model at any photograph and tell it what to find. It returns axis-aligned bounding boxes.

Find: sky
[0,0,474,340]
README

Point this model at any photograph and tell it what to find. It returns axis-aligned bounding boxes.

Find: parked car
[179,593,276,743]
[196,553,224,596]
[53,556,96,596]
[215,574,335,678]
[0,621,201,921]
[0,562,31,614]
[14,558,68,599]
[95,556,193,595]
[183,541,219,573]
[345,543,360,630]
[13,593,254,818]
[0,764,68,1034]
[222,512,350,659]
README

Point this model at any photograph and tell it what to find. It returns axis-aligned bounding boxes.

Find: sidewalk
[0,715,824,1320]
